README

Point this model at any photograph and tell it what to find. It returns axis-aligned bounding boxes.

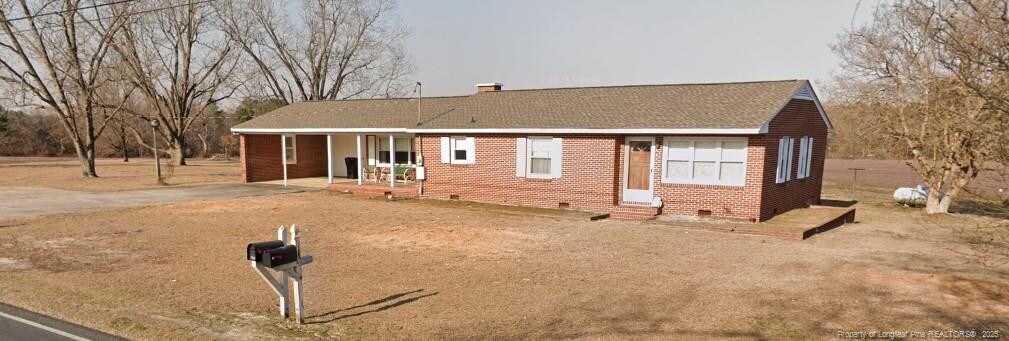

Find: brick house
[231,80,832,221]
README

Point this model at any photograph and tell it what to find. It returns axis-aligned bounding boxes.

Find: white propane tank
[894,185,929,206]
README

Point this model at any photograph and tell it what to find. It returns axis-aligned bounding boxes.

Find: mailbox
[263,245,299,268]
[247,240,285,261]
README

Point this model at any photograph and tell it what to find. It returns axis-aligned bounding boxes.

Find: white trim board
[233,127,763,135]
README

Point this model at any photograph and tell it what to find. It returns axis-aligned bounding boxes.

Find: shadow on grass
[952,199,1009,220]
[818,199,859,208]
[305,289,438,324]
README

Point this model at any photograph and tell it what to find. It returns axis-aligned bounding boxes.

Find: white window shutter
[515,137,527,177]
[776,138,786,183]
[440,137,450,163]
[465,137,476,164]
[803,137,811,177]
[550,137,563,178]
[797,137,806,179]
[782,138,791,182]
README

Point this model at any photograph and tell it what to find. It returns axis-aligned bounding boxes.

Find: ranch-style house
[231,80,832,221]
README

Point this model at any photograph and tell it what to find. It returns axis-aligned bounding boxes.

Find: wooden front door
[623,137,654,202]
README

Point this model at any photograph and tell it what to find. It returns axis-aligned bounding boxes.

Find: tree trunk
[169,136,187,166]
[199,134,209,159]
[924,187,952,214]
[76,143,98,178]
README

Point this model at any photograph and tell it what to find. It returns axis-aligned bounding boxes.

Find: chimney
[476,82,503,93]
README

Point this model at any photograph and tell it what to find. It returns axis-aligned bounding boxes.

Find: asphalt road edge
[0,302,125,341]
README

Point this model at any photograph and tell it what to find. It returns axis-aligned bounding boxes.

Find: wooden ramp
[649,206,856,240]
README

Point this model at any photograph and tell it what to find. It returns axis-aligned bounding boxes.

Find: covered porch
[240,132,420,191]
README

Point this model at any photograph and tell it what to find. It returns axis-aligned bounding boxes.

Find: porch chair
[362,166,379,183]
[393,165,415,183]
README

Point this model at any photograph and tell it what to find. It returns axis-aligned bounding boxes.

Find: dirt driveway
[0,184,307,221]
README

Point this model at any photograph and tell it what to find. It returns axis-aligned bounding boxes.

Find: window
[378,138,391,164]
[528,137,554,177]
[515,137,563,179]
[452,136,471,163]
[452,137,468,161]
[283,135,297,164]
[797,136,813,179]
[661,138,746,186]
[441,136,475,164]
[776,137,795,183]
[370,136,415,165]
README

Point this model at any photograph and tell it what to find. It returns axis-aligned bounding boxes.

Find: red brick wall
[417,134,770,221]
[646,136,765,221]
[757,99,829,220]
[240,134,329,182]
[417,135,621,213]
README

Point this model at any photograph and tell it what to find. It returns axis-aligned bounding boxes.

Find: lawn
[0,157,240,192]
[0,175,1006,339]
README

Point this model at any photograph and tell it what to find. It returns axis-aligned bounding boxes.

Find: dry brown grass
[0,182,1007,340]
[0,158,240,192]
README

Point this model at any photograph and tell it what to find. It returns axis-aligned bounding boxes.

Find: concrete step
[609,204,660,221]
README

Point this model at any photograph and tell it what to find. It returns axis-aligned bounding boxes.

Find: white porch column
[407,137,413,164]
[356,134,363,185]
[389,135,396,187]
[326,134,333,184]
[281,135,288,187]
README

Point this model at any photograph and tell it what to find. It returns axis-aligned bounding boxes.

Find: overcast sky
[398,0,879,97]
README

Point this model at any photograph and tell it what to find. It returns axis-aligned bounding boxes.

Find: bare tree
[105,112,132,161]
[215,0,413,104]
[927,0,1009,115]
[0,0,131,177]
[113,0,238,165]
[834,1,1009,213]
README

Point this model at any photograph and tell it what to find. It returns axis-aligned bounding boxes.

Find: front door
[623,137,654,203]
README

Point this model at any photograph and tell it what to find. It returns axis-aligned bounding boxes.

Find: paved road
[0,302,122,341]
[0,183,307,221]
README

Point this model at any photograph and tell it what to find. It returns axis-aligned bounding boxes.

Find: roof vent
[476,83,503,92]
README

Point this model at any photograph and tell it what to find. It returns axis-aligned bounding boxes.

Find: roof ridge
[290,79,806,102]
[485,79,805,93]
[296,94,471,103]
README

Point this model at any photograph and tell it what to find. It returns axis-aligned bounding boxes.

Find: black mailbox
[263,245,299,268]
[247,240,285,261]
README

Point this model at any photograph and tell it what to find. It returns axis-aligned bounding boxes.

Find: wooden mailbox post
[247,225,313,323]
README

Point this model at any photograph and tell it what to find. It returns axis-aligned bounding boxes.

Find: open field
[0,180,1006,340]
[0,158,241,192]
[824,159,1009,200]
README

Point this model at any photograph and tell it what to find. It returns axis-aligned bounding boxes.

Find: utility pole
[416,82,422,126]
[151,119,162,183]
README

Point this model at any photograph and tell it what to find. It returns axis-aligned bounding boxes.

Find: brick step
[327,183,418,199]
[609,204,660,221]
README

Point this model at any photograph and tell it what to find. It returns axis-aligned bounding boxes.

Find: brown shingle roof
[232,80,809,132]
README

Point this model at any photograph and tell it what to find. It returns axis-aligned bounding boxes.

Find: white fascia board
[405,128,761,135]
[231,128,410,134]
[232,127,762,135]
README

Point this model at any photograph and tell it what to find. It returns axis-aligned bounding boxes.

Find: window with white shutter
[445,136,475,164]
[518,136,563,179]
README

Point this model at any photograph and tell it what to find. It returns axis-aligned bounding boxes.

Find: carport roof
[231,79,829,134]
